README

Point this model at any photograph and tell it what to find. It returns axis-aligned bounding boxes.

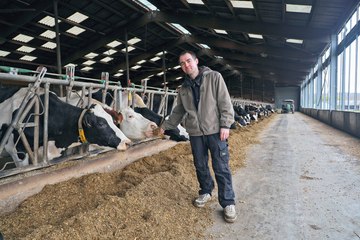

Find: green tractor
[281,99,294,114]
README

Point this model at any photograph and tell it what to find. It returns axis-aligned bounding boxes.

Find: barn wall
[274,87,300,110]
[301,108,360,138]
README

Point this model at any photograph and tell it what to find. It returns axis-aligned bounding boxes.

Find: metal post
[43,82,50,163]
[53,0,63,97]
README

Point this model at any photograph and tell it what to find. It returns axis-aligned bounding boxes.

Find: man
[158,50,237,223]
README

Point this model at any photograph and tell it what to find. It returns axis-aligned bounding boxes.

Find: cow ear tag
[78,129,88,143]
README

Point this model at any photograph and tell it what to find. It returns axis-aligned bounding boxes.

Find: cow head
[118,107,158,141]
[83,104,131,150]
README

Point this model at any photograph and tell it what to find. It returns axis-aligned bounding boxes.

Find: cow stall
[0,65,180,179]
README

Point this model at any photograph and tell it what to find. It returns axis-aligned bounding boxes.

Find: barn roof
[0,0,358,101]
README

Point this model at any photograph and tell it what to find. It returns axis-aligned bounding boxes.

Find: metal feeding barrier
[0,65,178,179]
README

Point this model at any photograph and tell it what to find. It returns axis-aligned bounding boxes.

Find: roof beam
[186,35,317,61]
[150,11,331,41]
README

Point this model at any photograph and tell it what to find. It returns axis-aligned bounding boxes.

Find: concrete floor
[207,112,360,240]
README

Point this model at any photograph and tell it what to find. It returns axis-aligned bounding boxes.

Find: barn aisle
[207,112,360,240]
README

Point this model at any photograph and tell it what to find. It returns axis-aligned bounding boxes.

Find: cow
[134,107,188,142]
[64,91,158,141]
[0,87,131,167]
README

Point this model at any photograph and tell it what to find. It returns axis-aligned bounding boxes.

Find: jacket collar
[182,66,210,88]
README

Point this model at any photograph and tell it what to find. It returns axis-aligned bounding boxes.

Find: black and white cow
[134,107,188,142]
[65,90,158,141]
[0,88,131,166]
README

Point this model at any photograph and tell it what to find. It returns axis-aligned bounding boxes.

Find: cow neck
[78,108,88,143]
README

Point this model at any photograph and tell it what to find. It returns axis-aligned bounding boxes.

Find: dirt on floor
[0,115,274,240]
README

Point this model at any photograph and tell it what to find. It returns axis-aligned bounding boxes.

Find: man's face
[179,53,199,76]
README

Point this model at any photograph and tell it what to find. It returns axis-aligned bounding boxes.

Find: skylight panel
[176,76,182,80]
[186,0,204,4]
[66,26,86,35]
[128,37,141,45]
[17,46,35,53]
[121,46,135,52]
[13,34,34,43]
[41,42,57,49]
[135,0,158,11]
[40,30,56,39]
[107,40,122,48]
[20,55,37,61]
[137,60,146,64]
[85,52,98,59]
[81,66,93,71]
[198,43,210,49]
[286,38,303,44]
[286,4,312,13]
[38,16,60,27]
[114,73,123,77]
[157,72,164,76]
[100,57,113,63]
[0,50,10,57]
[150,56,161,62]
[67,12,88,23]
[248,33,263,39]
[214,29,228,34]
[83,60,96,66]
[131,65,141,70]
[173,65,181,69]
[230,1,254,9]
[103,49,117,55]
[170,23,191,34]
[215,55,223,59]
[156,51,167,56]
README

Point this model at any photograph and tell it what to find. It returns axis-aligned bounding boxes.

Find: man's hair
[179,50,197,63]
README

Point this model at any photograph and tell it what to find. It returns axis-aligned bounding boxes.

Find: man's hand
[220,128,230,141]
[153,127,165,136]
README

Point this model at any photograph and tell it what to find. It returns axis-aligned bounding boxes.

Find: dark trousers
[189,133,235,208]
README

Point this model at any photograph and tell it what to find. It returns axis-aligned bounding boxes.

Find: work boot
[193,193,211,208]
[224,205,237,223]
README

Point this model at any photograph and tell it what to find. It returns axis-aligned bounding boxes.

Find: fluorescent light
[103,49,117,55]
[40,30,56,39]
[173,65,181,69]
[286,38,303,44]
[85,52,98,59]
[199,43,210,49]
[157,72,164,76]
[67,12,88,23]
[107,40,122,48]
[114,73,123,77]
[131,65,141,70]
[128,37,141,45]
[81,66,93,71]
[41,42,56,49]
[186,0,204,4]
[286,4,312,13]
[38,16,60,27]
[170,23,191,34]
[214,29,228,34]
[137,60,146,64]
[13,34,34,43]
[0,50,10,57]
[249,33,263,39]
[17,46,35,53]
[135,0,158,11]
[20,55,37,61]
[150,56,161,62]
[83,60,96,66]
[230,1,254,9]
[156,51,167,56]
[66,26,86,35]
[100,57,113,62]
[176,77,182,80]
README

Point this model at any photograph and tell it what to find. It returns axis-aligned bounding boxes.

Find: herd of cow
[0,85,273,170]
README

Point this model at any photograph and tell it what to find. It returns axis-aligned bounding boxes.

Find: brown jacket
[162,66,234,136]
